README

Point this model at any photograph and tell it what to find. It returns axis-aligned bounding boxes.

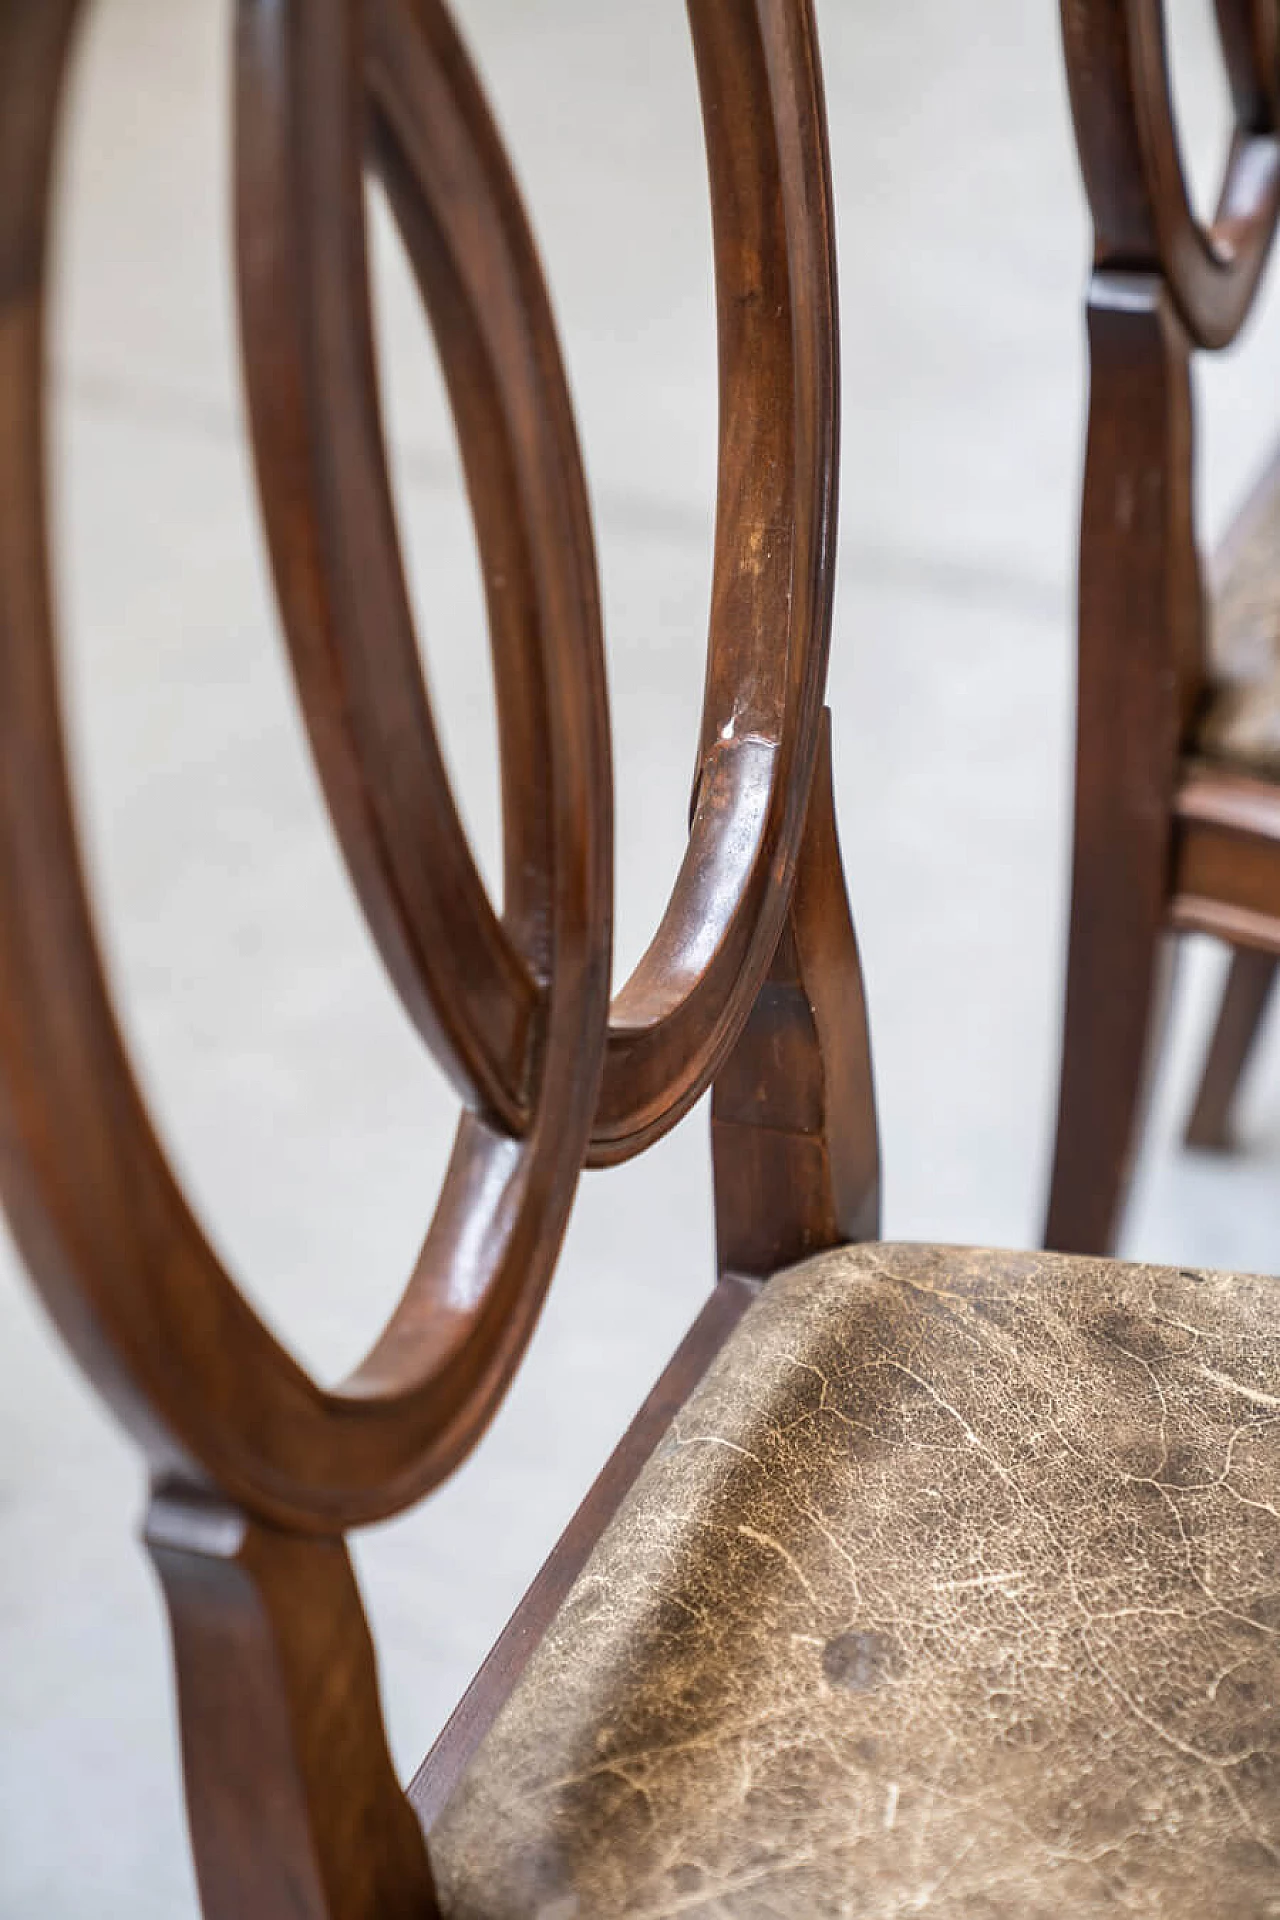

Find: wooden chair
[1046,1,1280,1256]
[7,3,1280,1915]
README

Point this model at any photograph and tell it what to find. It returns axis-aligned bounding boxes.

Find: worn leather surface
[431,1243,1280,1918]
[1199,476,1280,776]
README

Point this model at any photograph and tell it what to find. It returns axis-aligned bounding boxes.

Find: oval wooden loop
[237,0,836,1168]
[1062,0,1280,350]
[590,0,840,1161]
[238,0,590,1130]
[0,0,612,1529]
[257,0,838,1164]
[0,0,839,1523]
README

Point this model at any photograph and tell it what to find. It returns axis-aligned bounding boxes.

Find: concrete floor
[6,3,1280,1914]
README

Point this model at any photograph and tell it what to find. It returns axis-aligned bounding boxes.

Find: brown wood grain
[1061,0,1280,349]
[0,1,875,1915]
[148,1491,440,1920]
[1046,0,1280,1254]
[1044,274,1196,1256]
[713,714,880,1278]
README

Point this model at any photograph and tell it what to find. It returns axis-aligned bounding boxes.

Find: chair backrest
[1060,0,1280,744]
[1045,1,1280,1253]
[0,3,878,1915]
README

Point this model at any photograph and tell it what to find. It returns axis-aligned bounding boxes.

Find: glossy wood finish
[1046,0,1280,1254]
[0,3,875,1917]
[593,0,841,1162]
[148,1491,438,1920]
[1044,274,1198,1257]
[1062,0,1280,349]
[712,714,880,1280]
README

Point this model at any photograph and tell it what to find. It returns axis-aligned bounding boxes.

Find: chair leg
[1044,888,1175,1258]
[1183,947,1278,1150]
[1045,275,1199,1258]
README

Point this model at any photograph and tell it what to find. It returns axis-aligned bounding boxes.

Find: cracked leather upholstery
[1198,475,1280,778]
[431,1243,1280,1918]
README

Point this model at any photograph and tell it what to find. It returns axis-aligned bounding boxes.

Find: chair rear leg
[1184,947,1278,1149]
[1044,868,1176,1257]
[1044,275,1200,1258]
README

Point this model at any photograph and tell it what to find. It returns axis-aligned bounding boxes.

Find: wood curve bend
[1046,0,1280,1253]
[0,4,876,1916]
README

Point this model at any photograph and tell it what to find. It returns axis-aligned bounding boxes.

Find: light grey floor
[6,4,1280,1914]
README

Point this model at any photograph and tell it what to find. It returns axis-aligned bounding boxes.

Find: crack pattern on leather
[431,1244,1280,1917]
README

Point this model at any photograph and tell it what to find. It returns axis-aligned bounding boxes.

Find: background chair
[1046,0,1280,1256]
[8,2,1280,1916]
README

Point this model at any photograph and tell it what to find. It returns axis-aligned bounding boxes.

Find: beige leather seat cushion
[1198,476,1280,777]
[432,1243,1280,1919]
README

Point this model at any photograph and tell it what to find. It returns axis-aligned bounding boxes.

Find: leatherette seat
[435,1245,1280,1919]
